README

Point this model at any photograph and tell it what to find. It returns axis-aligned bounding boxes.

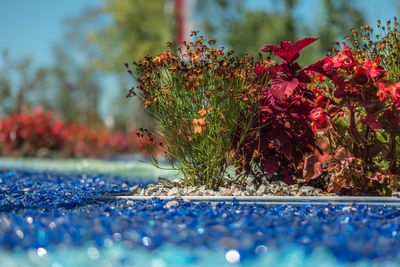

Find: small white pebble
[15,229,24,239]
[225,249,240,264]
[142,236,152,247]
[164,200,179,209]
[37,247,47,257]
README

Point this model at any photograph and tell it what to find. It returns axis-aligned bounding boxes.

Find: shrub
[233,38,320,185]
[127,33,258,188]
[0,107,64,157]
[0,108,144,158]
[304,22,400,195]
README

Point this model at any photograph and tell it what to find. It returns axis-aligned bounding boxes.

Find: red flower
[310,107,327,125]
[261,37,319,63]
[309,107,327,131]
[389,83,400,108]
[331,44,357,70]
[363,57,384,79]
[378,82,400,107]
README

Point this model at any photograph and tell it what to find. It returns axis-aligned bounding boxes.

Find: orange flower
[192,117,206,134]
[152,50,173,66]
[198,108,207,116]
[197,105,212,116]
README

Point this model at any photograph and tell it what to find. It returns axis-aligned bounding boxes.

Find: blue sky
[0,0,100,67]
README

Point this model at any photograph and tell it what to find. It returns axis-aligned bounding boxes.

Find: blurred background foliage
[0,0,397,132]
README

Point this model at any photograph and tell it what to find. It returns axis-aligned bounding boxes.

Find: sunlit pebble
[142,236,152,247]
[15,229,24,239]
[225,249,240,264]
[255,245,268,255]
[49,222,57,229]
[197,227,205,234]
[87,247,100,260]
[26,217,33,224]
[121,183,128,188]
[342,206,356,212]
[126,200,134,206]
[392,231,398,237]
[341,217,350,224]
[37,247,47,257]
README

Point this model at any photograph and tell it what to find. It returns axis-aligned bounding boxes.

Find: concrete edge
[96,195,400,205]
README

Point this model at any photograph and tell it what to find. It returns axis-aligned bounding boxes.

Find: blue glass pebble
[0,168,399,265]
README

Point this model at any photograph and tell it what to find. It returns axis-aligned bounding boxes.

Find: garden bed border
[97,195,400,205]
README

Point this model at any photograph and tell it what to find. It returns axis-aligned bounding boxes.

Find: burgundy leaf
[282,142,293,160]
[263,157,279,177]
[261,37,319,63]
[270,78,299,101]
[365,114,383,131]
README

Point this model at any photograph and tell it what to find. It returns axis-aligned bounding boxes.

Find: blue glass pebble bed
[0,169,400,267]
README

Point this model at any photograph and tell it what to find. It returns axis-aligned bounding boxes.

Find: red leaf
[263,157,279,177]
[365,114,382,131]
[261,37,319,63]
[270,78,299,101]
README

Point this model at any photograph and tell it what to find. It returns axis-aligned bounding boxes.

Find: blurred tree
[197,0,299,56]
[195,0,243,41]
[68,0,176,130]
[0,50,13,116]
[319,0,365,53]
[0,50,49,115]
[45,44,103,126]
[88,0,175,70]
[226,10,293,56]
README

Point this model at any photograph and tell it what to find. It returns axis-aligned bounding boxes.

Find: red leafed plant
[234,38,320,185]
[0,107,64,157]
[304,40,399,195]
[0,107,151,158]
